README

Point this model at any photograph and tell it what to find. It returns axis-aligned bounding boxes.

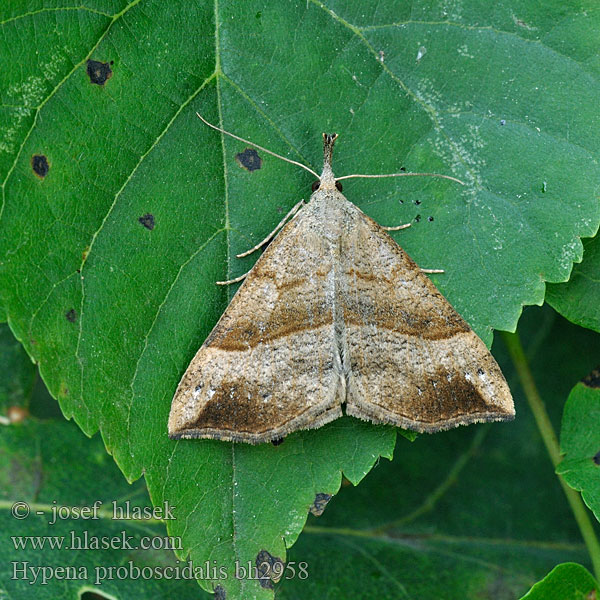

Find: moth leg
[420,268,444,274]
[216,270,251,286]
[381,222,411,231]
[236,199,306,258]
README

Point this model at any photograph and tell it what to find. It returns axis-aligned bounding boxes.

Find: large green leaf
[557,370,600,523]
[547,234,600,333]
[1,3,600,598]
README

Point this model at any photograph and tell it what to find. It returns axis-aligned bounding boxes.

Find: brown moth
[169,125,514,444]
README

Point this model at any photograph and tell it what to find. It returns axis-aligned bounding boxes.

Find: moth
[168,118,514,444]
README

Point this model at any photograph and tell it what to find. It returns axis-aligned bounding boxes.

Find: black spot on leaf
[309,493,332,516]
[65,309,77,323]
[256,550,284,589]
[213,585,226,599]
[138,214,155,230]
[414,199,421,205]
[414,214,421,223]
[500,119,506,126]
[32,154,49,178]
[428,216,434,222]
[593,451,600,466]
[81,593,113,600]
[86,60,113,85]
[582,367,600,388]
[236,149,262,172]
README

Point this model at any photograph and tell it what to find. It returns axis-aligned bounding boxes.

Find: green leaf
[277,307,600,598]
[1,3,600,598]
[0,323,35,416]
[547,234,600,333]
[557,372,600,523]
[519,563,598,600]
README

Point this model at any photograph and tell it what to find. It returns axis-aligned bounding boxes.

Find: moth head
[311,180,342,193]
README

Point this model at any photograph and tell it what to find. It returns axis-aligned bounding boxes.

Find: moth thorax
[318,165,337,191]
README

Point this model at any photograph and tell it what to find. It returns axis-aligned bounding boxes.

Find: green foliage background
[1,1,599,599]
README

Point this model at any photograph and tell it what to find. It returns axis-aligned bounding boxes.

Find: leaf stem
[501,330,600,581]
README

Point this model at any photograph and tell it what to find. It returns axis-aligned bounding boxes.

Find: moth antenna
[336,172,465,185]
[196,113,319,178]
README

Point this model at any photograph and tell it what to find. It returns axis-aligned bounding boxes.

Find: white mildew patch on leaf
[0,49,70,154]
